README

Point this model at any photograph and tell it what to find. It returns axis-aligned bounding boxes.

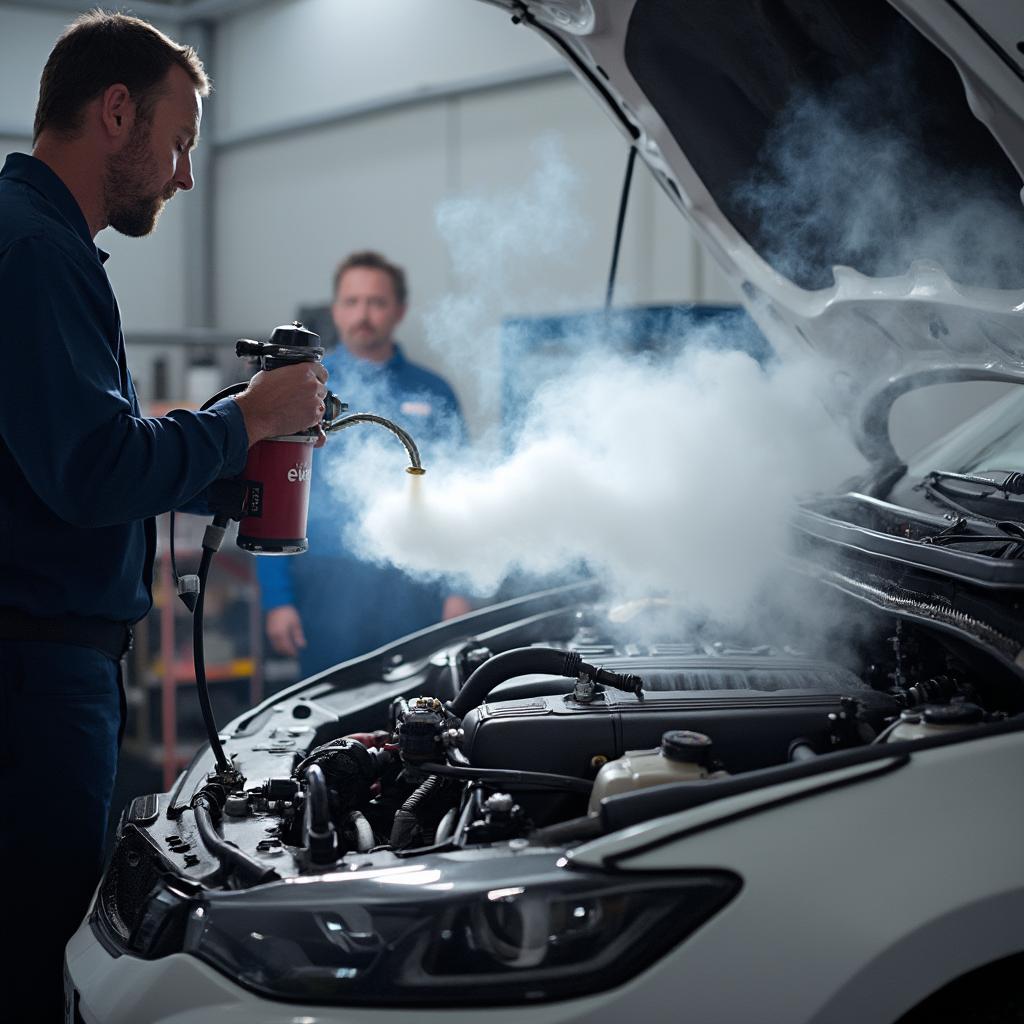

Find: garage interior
[0,0,1011,835]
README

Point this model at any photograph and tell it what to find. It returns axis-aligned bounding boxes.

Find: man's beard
[104,122,171,237]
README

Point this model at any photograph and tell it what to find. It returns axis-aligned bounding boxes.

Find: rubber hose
[434,806,459,845]
[304,764,331,836]
[193,796,280,887]
[193,544,231,774]
[303,764,337,864]
[418,761,593,795]
[345,810,376,853]
[390,776,440,849]
[449,647,581,717]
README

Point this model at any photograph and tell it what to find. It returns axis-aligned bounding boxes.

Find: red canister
[236,433,317,554]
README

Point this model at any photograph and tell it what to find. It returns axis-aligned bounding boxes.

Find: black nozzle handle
[235,338,325,369]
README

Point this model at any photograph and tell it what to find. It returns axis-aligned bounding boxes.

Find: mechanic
[258,251,471,676]
[0,13,328,1018]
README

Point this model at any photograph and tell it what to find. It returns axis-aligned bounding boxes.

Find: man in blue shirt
[260,251,470,676]
[0,13,328,1015]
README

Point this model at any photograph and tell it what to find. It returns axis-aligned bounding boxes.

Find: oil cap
[661,730,713,766]
[920,702,985,726]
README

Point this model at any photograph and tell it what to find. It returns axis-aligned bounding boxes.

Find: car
[65,1,1024,1021]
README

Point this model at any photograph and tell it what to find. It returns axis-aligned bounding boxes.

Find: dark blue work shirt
[0,153,249,623]
[257,342,465,674]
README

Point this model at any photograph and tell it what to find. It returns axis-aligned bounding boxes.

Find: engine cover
[461,656,898,777]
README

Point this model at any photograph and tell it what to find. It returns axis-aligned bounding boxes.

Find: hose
[192,527,232,775]
[193,795,280,887]
[434,806,459,845]
[303,764,331,836]
[788,740,818,762]
[418,761,593,795]
[390,776,441,849]
[527,815,605,847]
[344,810,376,853]
[303,764,337,864]
[326,412,424,474]
[448,647,643,718]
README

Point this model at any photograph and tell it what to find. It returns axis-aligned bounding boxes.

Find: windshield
[887,387,1024,507]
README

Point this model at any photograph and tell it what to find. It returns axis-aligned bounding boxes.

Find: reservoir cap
[661,729,713,766]
[920,702,985,726]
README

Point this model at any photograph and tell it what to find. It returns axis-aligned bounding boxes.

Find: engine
[116,588,1015,916]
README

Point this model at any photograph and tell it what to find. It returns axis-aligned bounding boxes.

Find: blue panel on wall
[501,303,771,439]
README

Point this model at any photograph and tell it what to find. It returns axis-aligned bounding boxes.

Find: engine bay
[97,576,1023,958]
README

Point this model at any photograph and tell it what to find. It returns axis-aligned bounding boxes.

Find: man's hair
[333,251,408,306]
[33,10,210,143]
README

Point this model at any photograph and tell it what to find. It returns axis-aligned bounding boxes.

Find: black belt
[0,607,134,662]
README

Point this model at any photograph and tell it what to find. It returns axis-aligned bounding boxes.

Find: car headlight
[91,825,195,960]
[183,853,739,1006]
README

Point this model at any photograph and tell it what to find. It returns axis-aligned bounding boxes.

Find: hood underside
[486,0,1024,400]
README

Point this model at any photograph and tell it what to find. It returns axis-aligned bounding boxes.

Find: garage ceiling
[0,0,270,23]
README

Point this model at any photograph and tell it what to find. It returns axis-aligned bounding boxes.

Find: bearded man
[0,13,329,1017]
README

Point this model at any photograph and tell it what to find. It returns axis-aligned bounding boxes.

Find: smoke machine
[173,320,426,787]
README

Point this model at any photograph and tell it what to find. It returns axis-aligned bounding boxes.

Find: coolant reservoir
[885,702,985,742]
[588,730,719,814]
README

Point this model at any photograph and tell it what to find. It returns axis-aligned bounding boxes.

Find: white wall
[0,5,189,332]
[212,72,735,434]
[210,0,732,434]
[211,0,562,146]
[1,0,1003,451]
[0,6,71,136]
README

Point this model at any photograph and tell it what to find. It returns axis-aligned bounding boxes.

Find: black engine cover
[461,657,898,777]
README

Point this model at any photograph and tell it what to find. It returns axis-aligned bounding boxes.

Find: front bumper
[63,918,620,1024]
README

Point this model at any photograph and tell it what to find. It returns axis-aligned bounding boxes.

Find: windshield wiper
[920,514,1024,559]
[923,469,1024,496]
[917,469,1024,527]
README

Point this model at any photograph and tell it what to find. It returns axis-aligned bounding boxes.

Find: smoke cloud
[339,340,861,620]
[325,127,863,623]
[735,44,1024,292]
[326,45,1023,622]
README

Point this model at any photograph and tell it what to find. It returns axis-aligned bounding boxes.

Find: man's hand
[233,362,329,446]
[442,595,472,620]
[266,604,306,657]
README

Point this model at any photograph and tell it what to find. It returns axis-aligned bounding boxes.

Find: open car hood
[481,1,1024,405]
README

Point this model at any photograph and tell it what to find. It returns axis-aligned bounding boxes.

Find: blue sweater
[257,342,466,673]
[0,153,248,623]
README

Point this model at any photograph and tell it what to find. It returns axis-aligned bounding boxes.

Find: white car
[66,1,1024,1021]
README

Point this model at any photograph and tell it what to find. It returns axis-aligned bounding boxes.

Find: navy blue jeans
[0,640,122,1021]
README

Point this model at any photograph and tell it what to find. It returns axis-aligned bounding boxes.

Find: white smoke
[326,136,864,623]
[734,47,1024,292]
[336,343,860,621]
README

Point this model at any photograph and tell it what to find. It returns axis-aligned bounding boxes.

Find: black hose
[449,648,582,717]
[527,815,605,847]
[453,786,484,848]
[448,647,643,718]
[390,776,441,849]
[193,539,231,774]
[193,796,280,887]
[303,764,337,864]
[419,761,593,795]
[304,764,331,836]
